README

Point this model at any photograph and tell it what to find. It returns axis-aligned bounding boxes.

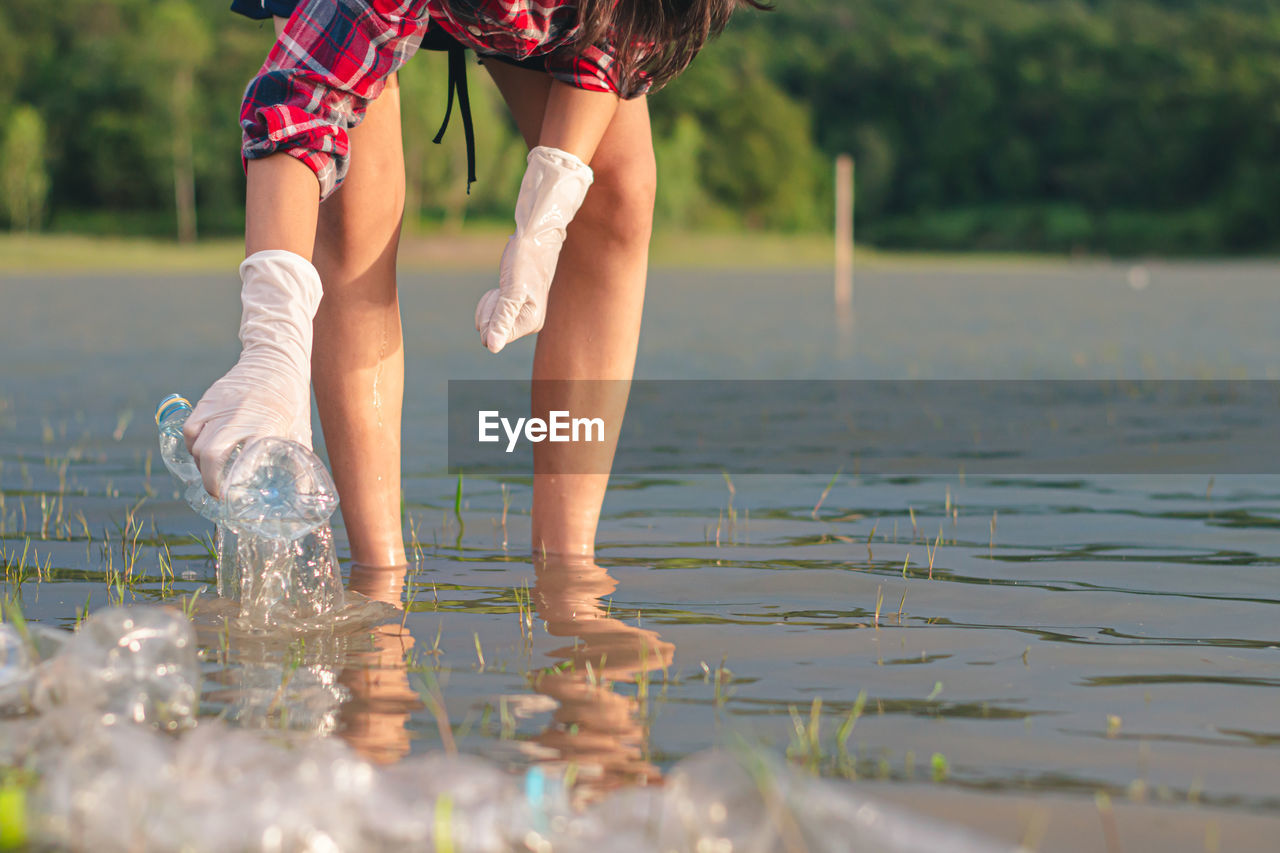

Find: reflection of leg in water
[338,564,420,765]
[530,558,673,801]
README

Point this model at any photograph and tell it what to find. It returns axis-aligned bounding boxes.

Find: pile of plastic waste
[0,604,1016,853]
[0,396,1017,851]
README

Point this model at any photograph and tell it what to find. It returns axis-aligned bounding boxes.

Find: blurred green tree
[850,124,896,219]
[1,105,50,231]
[6,0,1280,251]
[399,52,527,230]
[654,42,826,230]
[140,0,213,242]
[653,113,711,227]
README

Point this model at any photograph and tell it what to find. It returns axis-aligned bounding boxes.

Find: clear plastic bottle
[155,394,225,524]
[154,394,337,541]
[222,434,338,542]
[155,394,345,627]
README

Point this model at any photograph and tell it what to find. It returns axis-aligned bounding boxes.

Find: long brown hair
[576,0,772,94]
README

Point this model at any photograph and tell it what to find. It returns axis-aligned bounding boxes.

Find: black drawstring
[433,44,477,194]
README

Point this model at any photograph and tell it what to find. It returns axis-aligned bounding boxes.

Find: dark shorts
[228,0,548,73]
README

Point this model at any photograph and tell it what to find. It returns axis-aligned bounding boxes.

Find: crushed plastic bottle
[155,393,225,524]
[155,395,337,540]
[222,435,338,541]
[0,623,31,711]
[156,394,346,629]
[221,661,347,735]
[219,524,348,628]
[35,606,199,732]
[367,754,532,850]
[0,621,72,716]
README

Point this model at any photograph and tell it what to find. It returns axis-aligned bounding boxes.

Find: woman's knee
[312,73,406,279]
[582,148,657,248]
[313,155,405,282]
[577,94,657,247]
[313,190,403,285]
[318,174,405,247]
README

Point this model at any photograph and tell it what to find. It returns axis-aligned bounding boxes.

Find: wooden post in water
[834,154,855,332]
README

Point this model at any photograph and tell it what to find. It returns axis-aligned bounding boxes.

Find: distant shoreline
[0,231,1273,276]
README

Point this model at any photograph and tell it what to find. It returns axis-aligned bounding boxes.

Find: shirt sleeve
[543,38,651,100]
[240,0,431,199]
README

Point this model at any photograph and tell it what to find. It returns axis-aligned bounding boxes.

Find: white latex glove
[475,146,594,354]
[184,249,322,498]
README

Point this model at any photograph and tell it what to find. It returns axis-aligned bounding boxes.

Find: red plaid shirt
[242,0,646,198]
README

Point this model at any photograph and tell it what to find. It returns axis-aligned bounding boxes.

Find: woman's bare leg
[279,9,406,567]
[311,78,407,568]
[483,63,656,558]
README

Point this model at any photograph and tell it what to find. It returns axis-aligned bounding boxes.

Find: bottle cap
[155,394,192,426]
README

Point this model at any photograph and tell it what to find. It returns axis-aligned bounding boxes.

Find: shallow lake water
[2,261,1280,850]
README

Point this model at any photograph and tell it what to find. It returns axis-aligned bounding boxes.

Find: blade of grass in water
[454,473,465,548]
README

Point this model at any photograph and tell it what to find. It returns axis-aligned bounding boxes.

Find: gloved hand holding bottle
[184,249,323,498]
[474,145,595,354]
